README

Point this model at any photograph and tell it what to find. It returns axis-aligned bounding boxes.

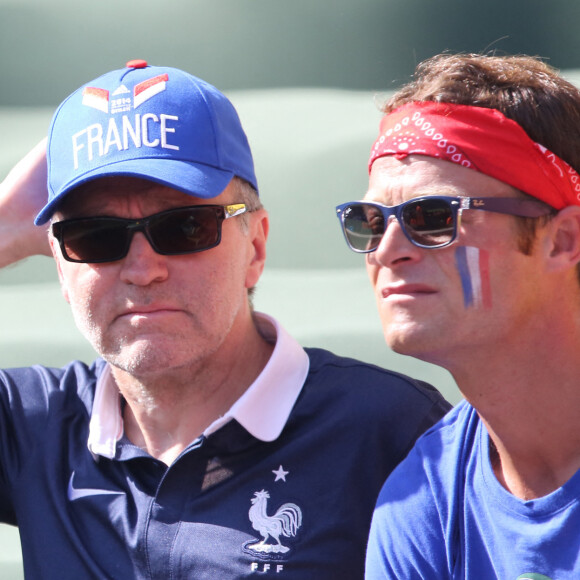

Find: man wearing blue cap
[0,61,450,578]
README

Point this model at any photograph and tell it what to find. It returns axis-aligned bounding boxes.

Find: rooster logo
[245,489,303,555]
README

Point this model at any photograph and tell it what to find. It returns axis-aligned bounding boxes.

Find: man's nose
[369,216,423,267]
[118,232,170,285]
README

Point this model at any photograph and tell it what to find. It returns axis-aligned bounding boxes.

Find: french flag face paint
[455,246,492,309]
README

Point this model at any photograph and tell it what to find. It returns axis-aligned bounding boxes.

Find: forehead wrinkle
[365,156,464,204]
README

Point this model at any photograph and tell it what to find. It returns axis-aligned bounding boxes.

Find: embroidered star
[272,465,289,482]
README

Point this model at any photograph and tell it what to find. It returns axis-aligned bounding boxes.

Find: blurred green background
[2,0,580,105]
[2,0,580,576]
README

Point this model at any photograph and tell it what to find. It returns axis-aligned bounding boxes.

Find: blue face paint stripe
[455,246,473,308]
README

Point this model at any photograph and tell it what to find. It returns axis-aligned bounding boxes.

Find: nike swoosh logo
[67,472,125,502]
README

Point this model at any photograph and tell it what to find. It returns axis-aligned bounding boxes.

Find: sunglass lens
[401,199,455,247]
[342,204,386,252]
[60,220,128,262]
[149,207,220,254]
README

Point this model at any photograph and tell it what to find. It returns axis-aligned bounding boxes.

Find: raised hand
[0,138,52,267]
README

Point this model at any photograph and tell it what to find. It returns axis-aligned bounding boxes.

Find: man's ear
[245,209,269,290]
[544,206,580,272]
[49,234,71,303]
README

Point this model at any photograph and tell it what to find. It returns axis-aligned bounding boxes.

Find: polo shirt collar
[87,313,310,459]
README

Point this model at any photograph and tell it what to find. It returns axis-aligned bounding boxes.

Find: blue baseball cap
[36,60,258,225]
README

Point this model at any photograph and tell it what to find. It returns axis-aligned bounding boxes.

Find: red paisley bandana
[369,101,580,209]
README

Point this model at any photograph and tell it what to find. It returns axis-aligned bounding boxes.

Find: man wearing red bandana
[336,54,580,579]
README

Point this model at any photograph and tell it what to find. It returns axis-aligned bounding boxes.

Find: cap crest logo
[134,74,168,108]
[81,74,169,115]
[82,87,109,114]
[112,85,130,96]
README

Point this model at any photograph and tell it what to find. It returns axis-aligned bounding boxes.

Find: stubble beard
[69,296,239,385]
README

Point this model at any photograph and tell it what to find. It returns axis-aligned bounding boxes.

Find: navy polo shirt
[0,314,451,579]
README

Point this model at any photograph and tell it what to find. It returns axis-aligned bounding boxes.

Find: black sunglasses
[336,196,553,253]
[52,203,247,263]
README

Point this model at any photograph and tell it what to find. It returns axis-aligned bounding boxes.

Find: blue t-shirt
[0,348,449,579]
[366,400,580,580]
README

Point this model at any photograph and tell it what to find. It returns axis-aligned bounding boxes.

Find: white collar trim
[87,313,309,459]
[87,364,123,458]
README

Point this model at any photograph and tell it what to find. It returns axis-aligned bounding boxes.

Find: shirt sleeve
[365,442,452,579]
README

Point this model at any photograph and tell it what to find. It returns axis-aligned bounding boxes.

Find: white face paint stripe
[465,246,483,307]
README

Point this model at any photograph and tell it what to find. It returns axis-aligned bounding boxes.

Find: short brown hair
[382,53,580,173]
